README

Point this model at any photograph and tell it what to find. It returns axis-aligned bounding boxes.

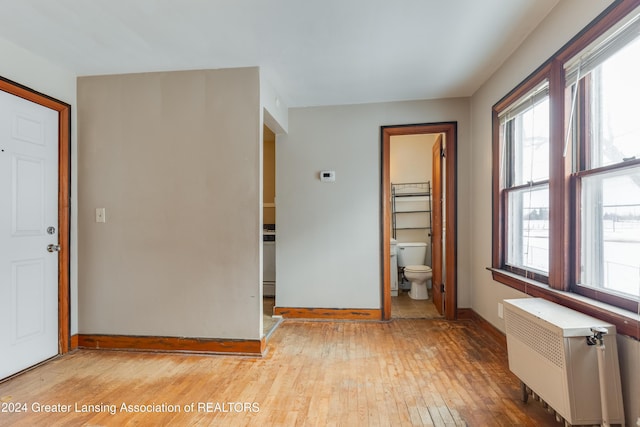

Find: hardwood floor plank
[0,319,560,426]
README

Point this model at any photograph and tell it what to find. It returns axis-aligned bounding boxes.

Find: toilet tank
[397,242,428,267]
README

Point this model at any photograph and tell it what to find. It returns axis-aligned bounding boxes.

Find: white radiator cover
[503,298,625,425]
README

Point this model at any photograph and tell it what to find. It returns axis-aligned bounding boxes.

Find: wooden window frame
[492,64,553,284]
[502,180,551,285]
[572,160,640,314]
[491,0,640,339]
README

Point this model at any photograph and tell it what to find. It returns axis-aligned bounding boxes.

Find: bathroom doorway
[381,123,457,320]
[263,124,278,336]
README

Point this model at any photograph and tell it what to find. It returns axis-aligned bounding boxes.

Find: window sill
[488,267,640,340]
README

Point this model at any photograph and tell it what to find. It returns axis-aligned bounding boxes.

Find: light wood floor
[263,297,279,336]
[391,291,442,319]
[0,319,559,426]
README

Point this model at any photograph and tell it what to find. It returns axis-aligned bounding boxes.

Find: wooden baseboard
[457,308,506,349]
[456,308,474,320]
[70,334,79,350]
[77,334,266,355]
[274,307,382,320]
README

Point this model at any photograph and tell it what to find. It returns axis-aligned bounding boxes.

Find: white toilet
[396,242,432,300]
[390,238,399,297]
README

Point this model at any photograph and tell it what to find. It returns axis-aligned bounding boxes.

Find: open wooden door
[431,134,444,315]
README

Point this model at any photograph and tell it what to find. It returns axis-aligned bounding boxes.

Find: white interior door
[0,90,59,379]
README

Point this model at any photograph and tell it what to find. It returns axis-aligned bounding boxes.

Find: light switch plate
[96,208,106,223]
[320,170,336,182]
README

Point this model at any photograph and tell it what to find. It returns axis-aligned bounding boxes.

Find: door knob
[47,244,61,253]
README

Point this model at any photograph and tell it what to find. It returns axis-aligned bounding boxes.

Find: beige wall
[260,74,288,134]
[263,125,276,225]
[469,0,639,421]
[277,98,471,309]
[78,68,262,340]
[390,134,435,185]
[0,37,79,335]
[390,133,437,243]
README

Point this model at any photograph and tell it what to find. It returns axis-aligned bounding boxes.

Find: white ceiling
[0,0,560,107]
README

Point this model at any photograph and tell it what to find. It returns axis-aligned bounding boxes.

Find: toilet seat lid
[404,265,431,273]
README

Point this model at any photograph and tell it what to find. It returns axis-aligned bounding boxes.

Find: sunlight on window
[591,37,640,167]
[507,186,549,273]
[579,33,640,299]
[513,99,549,185]
[581,168,640,299]
[504,92,550,274]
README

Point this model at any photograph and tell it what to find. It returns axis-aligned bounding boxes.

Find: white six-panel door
[0,89,59,379]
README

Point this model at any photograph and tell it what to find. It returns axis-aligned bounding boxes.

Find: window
[492,2,640,320]
[579,169,640,303]
[499,81,550,281]
[567,11,640,309]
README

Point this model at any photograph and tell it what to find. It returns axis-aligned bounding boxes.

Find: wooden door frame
[381,122,457,320]
[431,134,444,314]
[0,76,71,354]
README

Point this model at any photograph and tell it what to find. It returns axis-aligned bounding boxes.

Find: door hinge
[440,148,446,158]
[440,284,445,293]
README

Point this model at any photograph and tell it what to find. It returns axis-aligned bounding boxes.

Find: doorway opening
[262,124,277,336]
[381,123,457,320]
[0,77,71,373]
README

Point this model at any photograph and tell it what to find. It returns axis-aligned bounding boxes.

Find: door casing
[381,123,457,320]
[431,134,444,314]
[0,77,71,354]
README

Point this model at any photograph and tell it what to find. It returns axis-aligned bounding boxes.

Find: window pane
[506,185,549,273]
[510,98,549,186]
[589,36,640,168]
[580,166,640,299]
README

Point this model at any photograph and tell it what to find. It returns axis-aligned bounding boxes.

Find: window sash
[501,90,550,188]
[503,182,550,278]
[574,163,640,302]
[498,81,549,125]
[564,6,640,86]
[587,58,640,169]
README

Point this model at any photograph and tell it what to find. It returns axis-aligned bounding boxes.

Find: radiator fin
[504,309,564,369]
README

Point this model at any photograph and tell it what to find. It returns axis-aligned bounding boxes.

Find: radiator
[503,298,625,426]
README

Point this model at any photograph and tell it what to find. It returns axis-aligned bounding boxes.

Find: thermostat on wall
[320,170,336,182]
